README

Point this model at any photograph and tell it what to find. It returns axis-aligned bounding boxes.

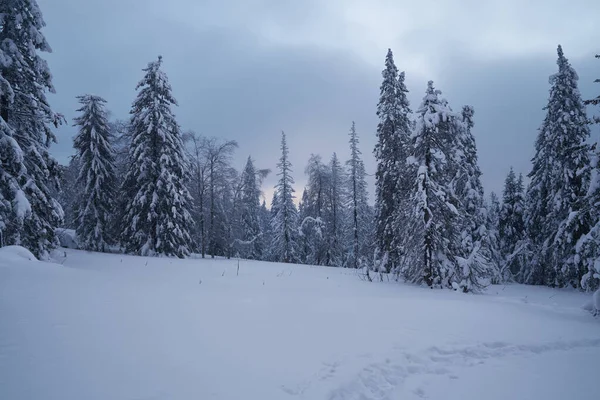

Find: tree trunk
[210,161,215,258]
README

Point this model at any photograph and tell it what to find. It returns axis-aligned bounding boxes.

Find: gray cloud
[39,0,600,201]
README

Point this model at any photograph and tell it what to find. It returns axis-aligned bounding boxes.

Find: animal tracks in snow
[281,361,340,396]
[327,338,600,400]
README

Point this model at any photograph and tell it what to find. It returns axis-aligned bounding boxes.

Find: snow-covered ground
[1,246,598,400]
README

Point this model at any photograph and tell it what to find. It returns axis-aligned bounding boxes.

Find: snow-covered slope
[0,247,598,400]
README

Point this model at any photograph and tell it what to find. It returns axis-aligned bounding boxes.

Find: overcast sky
[39,0,600,203]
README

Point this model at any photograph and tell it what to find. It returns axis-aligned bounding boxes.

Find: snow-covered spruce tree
[345,121,374,269]
[373,49,412,273]
[0,105,28,248]
[266,191,280,261]
[549,47,593,288]
[120,56,193,257]
[235,156,268,259]
[270,131,299,263]
[498,168,526,280]
[72,95,116,252]
[0,0,64,258]
[452,106,496,290]
[324,152,346,267]
[523,46,592,287]
[579,54,600,291]
[402,81,473,290]
[298,154,328,265]
[297,190,308,263]
[486,191,503,281]
[0,54,29,246]
[579,149,600,291]
[522,133,553,285]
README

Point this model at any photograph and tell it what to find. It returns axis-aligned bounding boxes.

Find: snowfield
[1,247,599,400]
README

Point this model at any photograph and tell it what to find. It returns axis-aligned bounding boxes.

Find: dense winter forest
[1,0,600,294]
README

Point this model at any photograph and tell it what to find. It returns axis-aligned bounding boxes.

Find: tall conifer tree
[373,49,412,273]
[0,0,64,257]
[523,45,591,287]
[121,56,193,257]
[346,122,373,269]
[271,132,298,263]
[72,95,116,252]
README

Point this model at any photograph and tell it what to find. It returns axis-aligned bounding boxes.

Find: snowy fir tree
[452,105,496,290]
[0,106,28,248]
[298,154,328,265]
[297,190,312,264]
[345,122,374,269]
[523,46,592,288]
[235,156,268,259]
[486,191,503,281]
[324,152,346,267]
[373,49,413,273]
[548,47,593,288]
[120,56,193,258]
[0,0,64,258]
[401,81,487,291]
[270,131,299,263]
[579,55,600,291]
[579,149,600,291]
[499,168,526,280]
[266,191,280,262]
[72,95,116,252]
[401,81,458,288]
[523,134,553,285]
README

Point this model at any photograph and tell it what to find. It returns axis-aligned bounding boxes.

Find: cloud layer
[40,0,600,200]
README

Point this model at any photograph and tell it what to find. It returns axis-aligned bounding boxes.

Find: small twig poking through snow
[145,261,148,266]
[60,253,68,265]
[358,269,373,282]
[222,270,225,277]
[237,259,240,276]
[549,293,557,299]
[262,280,265,285]
[289,270,292,277]
[198,279,202,285]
